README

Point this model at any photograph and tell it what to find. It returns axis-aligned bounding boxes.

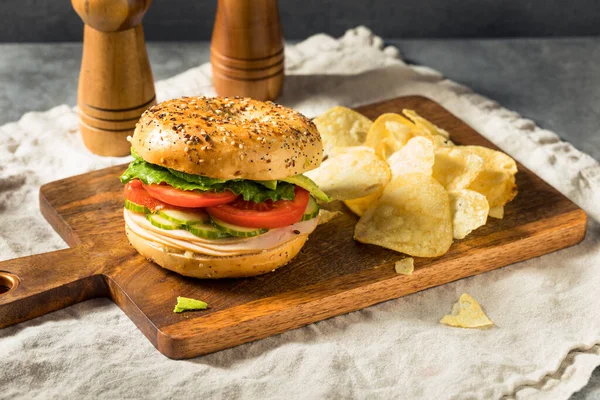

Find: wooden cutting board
[0,96,586,359]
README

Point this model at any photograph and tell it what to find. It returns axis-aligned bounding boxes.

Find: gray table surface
[0,39,598,398]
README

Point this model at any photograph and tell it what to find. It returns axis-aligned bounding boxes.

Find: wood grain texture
[210,0,284,100]
[72,0,156,156]
[0,96,587,359]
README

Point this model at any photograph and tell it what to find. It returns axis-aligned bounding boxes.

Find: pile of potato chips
[307,106,518,258]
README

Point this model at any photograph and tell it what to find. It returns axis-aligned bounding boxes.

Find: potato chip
[448,189,489,239]
[403,109,454,147]
[344,188,384,217]
[387,136,435,178]
[313,106,373,155]
[402,109,450,139]
[463,145,518,175]
[488,206,504,219]
[365,113,414,159]
[440,293,494,328]
[433,147,484,191]
[305,146,391,200]
[354,173,453,257]
[462,146,518,208]
[318,209,343,225]
[394,258,414,275]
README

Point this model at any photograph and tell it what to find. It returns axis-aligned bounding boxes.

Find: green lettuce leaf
[168,169,227,188]
[256,180,278,190]
[120,160,296,202]
[131,147,143,161]
[120,160,205,190]
[122,148,329,203]
[227,180,295,203]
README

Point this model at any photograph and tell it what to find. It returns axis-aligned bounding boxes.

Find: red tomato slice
[124,179,167,211]
[206,187,310,229]
[143,182,238,208]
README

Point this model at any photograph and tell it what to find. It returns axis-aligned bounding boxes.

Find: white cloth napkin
[1,26,599,400]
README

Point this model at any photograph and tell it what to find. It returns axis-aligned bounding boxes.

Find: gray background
[0,1,599,398]
[1,0,600,42]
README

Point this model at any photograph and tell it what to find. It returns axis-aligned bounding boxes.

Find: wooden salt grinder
[211,0,284,101]
[72,0,156,156]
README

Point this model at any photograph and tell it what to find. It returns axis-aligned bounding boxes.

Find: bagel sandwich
[120,96,330,278]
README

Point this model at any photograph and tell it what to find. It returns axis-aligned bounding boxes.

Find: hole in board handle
[0,271,19,295]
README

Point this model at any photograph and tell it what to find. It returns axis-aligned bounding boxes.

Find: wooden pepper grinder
[72,0,156,156]
[211,0,284,101]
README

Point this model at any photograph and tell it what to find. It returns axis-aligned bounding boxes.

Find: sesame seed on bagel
[131,96,323,180]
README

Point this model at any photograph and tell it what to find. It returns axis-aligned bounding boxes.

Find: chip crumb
[318,209,343,225]
[173,296,208,313]
[394,258,414,275]
[440,293,494,329]
[488,206,504,219]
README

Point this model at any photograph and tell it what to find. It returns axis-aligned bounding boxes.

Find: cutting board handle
[0,247,107,328]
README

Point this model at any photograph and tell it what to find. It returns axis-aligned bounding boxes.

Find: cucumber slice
[210,217,268,237]
[301,195,320,221]
[124,199,148,214]
[146,213,183,230]
[158,209,210,225]
[186,223,231,239]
